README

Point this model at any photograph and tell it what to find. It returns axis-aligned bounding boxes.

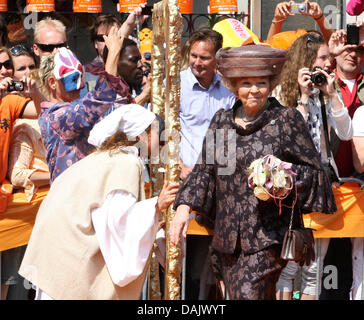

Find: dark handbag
[280,206,316,266]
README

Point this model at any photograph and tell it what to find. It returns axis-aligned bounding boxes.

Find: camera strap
[319,92,340,182]
[319,93,331,160]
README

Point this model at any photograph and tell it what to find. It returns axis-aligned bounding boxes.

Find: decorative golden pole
[162,0,182,300]
[149,0,182,300]
[148,0,165,300]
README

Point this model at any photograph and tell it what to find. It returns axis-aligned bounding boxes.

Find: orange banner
[0,0,7,12]
[73,0,102,13]
[119,0,146,13]
[209,0,237,14]
[178,0,193,14]
[187,212,213,236]
[0,187,48,252]
[304,182,364,238]
[27,0,55,12]
[188,183,364,238]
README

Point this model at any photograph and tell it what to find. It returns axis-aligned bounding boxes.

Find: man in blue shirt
[178,28,235,300]
[179,28,236,180]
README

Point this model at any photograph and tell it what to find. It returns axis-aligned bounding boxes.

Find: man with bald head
[33,17,67,58]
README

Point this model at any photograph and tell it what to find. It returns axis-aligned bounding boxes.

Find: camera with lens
[289,2,308,14]
[7,80,24,92]
[310,68,326,86]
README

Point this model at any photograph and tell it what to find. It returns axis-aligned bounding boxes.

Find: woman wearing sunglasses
[0,46,45,300]
[274,32,353,300]
[7,43,50,202]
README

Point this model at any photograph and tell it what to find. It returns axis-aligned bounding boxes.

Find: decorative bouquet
[247,155,296,202]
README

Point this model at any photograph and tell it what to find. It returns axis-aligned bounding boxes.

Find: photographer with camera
[8,43,50,201]
[0,44,51,300]
[267,1,333,44]
[322,25,364,300]
[0,46,45,300]
[274,32,353,300]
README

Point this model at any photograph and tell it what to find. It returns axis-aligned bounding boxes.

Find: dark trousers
[320,238,353,300]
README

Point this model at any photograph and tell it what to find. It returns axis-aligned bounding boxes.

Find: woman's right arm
[170,110,225,244]
[266,1,293,42]
[352,106,364,173]
[103,26,124,77]
[170,204,191,246]
[49,29,126,143]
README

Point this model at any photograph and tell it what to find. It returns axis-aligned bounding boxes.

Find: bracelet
[297,99,309,106]
[272,18,285,23]
[314,13,324,21]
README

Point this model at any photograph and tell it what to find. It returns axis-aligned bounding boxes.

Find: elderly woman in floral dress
[170,45,337,300]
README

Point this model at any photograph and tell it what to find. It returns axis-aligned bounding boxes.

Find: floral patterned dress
[39,70,133,184]
[173,97,337,299]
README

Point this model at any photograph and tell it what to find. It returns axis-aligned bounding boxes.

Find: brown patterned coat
[173,97,337,255]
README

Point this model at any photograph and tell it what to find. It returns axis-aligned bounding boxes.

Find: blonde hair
[34,17,66,43]
[37,54,55,100]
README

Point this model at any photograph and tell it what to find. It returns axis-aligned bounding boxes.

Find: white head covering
[88,104,156,148]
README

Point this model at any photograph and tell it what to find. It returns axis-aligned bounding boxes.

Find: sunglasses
[307,33,319,44]
[0,59,12,70]
[143,52,151,60]
[10,44,32,56]
[95,35,105,42]
[35,42,67,53]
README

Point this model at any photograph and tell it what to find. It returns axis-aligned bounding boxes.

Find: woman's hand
[104,26,124,56]
[298,67,312,98]
[303,0,323,19]
[118,3,149,38]
[273,1,294,21]
[312,68,336,96]
[169,204,190,246]
[0,77,13,96]
[156,180,180,213]
[104,26,124,76]
[135,73,151,105]
[20,76,39,97]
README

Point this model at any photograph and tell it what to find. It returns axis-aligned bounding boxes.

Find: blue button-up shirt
[179,67,236,166]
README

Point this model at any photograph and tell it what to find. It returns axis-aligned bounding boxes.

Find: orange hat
[265,29,307,50]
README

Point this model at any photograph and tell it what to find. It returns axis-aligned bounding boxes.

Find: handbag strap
[288,206,295,231]
[319,92,332,160]
[287,183,300,231]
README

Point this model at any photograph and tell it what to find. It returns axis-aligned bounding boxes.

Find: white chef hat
[88,104,156,148]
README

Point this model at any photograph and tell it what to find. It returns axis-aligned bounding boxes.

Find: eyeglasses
[0,59,12,70]
[35,42,67,53]
[10,44,32,56]
[95,35,105,42]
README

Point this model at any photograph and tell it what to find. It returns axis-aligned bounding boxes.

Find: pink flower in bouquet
[247,155,296,202]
